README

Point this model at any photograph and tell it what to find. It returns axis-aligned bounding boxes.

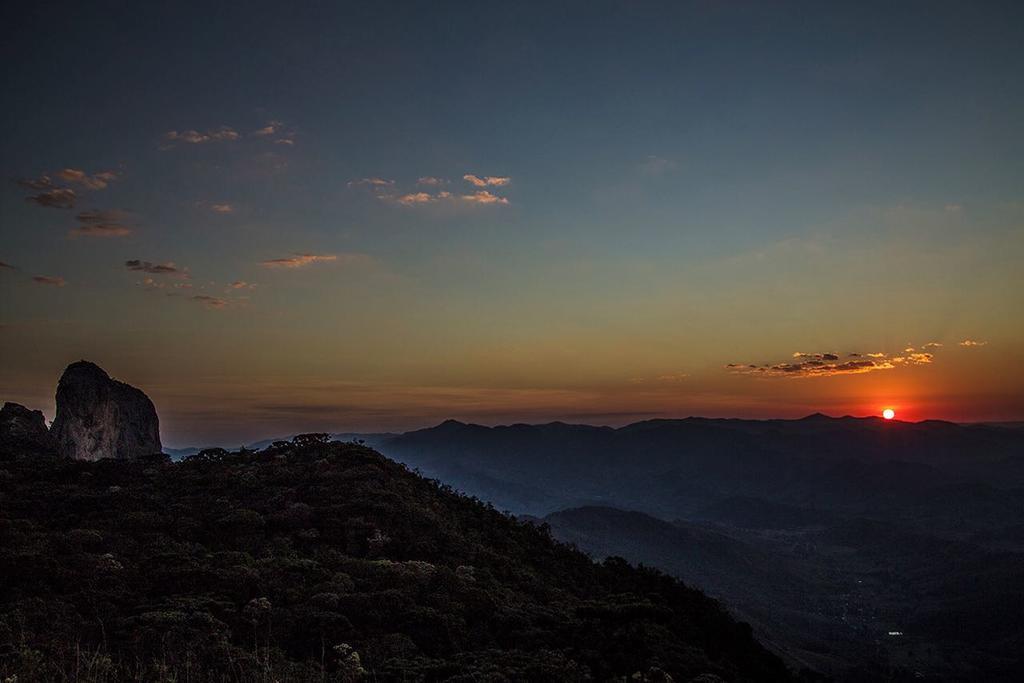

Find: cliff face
[0,402,57,456]
[50,361,162,460]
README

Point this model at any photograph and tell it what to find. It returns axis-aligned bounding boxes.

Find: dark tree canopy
[0,438,790,681]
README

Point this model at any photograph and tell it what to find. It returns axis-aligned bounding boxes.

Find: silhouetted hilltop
[0,436,790,681]
[51,360,162,460]
[1,361,161,462]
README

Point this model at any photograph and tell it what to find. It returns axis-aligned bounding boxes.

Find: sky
[1,1,1022,446]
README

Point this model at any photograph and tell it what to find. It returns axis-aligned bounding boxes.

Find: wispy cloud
[192,295,227,309]
[727,346,937,378]
[252,120,296,145]
[637,155,677,176]
[125,259,188,278]
[348,177,394,188]
[32,275,66,287]
[140,277,191,292]
[227,280,256,290]
[16,175,55,191]
[463,174,510,187]
[26,188,76,209]
[0,261,16,270]
[356,176,512,206]
[259,253,342,269]
[252,120,282,137]
[210,203,235,214]
[70,224,133,238]
[69,209,134,238]
[959,339,988,347]
[55,168,118,190]
[161,126,240,148]
[77,209,130,223]
[655,372,689,382]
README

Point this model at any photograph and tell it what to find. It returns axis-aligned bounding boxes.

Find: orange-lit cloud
[417,176,446,186]
[463,174,510,187]
[461,190,509,205]
[210,203,235,214]
[397,192,435,205]
[728,347,937,378]
[959,339,988,347]
[392,189,508,206]
[55,168,118,190]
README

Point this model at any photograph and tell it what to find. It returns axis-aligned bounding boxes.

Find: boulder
[0,402,57,456]
[50,361,162,460]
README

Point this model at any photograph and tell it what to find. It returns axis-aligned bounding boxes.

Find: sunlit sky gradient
[2,1,1023,445]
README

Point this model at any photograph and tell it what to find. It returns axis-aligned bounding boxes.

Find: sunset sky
[2,1,1022,445]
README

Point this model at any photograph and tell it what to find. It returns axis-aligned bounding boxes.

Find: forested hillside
[0,437,790,682]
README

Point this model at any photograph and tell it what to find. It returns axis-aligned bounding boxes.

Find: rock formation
[50,361,162,460]
[0,402,57,456]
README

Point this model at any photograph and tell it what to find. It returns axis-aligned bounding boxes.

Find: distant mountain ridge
[356,415,1024,521]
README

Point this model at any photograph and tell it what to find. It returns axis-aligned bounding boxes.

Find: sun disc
[882,408,895,420]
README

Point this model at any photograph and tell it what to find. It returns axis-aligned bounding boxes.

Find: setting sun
[882,408,896,420]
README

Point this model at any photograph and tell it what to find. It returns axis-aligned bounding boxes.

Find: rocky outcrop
[0,402,57,456]
[50,361,162,460]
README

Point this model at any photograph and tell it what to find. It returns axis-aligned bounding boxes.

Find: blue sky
[2,1,1022,444]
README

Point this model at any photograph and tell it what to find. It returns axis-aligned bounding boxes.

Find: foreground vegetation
[0,437,790,681]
